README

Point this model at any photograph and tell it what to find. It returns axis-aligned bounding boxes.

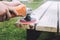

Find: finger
[5,9,12,20]
[8,9,19,18]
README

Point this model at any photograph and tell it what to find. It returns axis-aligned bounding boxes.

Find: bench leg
[27,29,42,40]
[26,29,60,40]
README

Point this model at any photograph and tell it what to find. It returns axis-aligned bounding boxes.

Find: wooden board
[36,1,60,32]
[30,1,52,22]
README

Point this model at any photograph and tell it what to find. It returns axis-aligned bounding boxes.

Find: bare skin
[0,2,11,21]
[2,1,23,16]
[0,1,23,22]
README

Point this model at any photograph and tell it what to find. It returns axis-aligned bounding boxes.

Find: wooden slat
[31,1,52,23]
[36,1,59,32]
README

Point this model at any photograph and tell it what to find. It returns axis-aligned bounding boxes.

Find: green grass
[34,0,43,2]
[25,2,41,10]
[0,17,26,40]
[24,0,44,10]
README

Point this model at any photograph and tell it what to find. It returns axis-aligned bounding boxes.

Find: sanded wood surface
[36,1,58,32]
[31,1,52,22]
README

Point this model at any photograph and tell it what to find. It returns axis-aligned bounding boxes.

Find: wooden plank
[31,1,52,23]
[36,1,59,32]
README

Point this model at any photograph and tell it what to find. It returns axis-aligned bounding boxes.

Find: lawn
[24,0,44,10]
[0,0,52,40]
[0,17,26,40]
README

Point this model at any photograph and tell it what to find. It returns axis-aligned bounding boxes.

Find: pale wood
[36,1,58,32]
[31,1,52,23]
